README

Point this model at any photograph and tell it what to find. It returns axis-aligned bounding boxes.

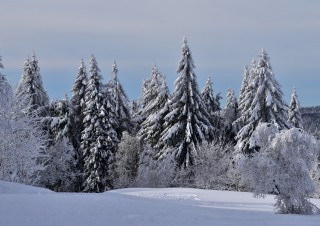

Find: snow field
[0,181,320,226]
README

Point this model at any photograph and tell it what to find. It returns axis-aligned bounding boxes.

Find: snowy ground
[0,181,320,226]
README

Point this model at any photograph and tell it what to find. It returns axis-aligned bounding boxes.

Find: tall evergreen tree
[0,55,3,69]
[132,78,151,130]
[225,89,238,122]
[139,78,152,112]
[238,60,256,116]
[235,49,290,154]
[40,93,80,192]
[81,55,119,192]
[137,64,170,147]
[47,95,71,141]
[223,89,238,142]
[201,77,220,115]
[107,61,131,138]
[156,38,215,168]
[201,77,223,132]
[15,54,49,114]
[69,59,88,184]
[70,59,88,150]
[238,65,249,109]
[288,87,303,129]
[0,56,12,109]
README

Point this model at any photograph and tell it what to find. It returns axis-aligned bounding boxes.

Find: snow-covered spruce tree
[0,56,13,109]
[138,78,152,113]
[39,95,79,191]
[215,92,222,112]
[201,77,223,131]
[81,55,119,192]
[130,99,142,134]
[137,64,171,147]
[237,60,256,117]
[0,55,3,69]
[107,61,131,139]
[70,59,88,156]
[234,49,291,154]
[45,95,71,142]
[114,132,140,188]
[238,65,249,110]
[223,89,238,143]
[132,79,151,132]
[201,77,221,114]
[15,54,49,115]
[156,38,215,169]
[288,87,303,129]
[239,125,319,214]
[138,64,169,117]
[67,59,88,190]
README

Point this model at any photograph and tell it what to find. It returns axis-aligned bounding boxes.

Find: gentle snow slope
[0,181,319,226]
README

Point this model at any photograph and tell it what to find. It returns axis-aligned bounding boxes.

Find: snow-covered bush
[239,125,319,214]
[248,123,279,152]
[193,141,237,190]
[39,137,77,192]
[114,132,140,188]
[135,144,176,188]
[0,106,45,185]
[0,56,12,109]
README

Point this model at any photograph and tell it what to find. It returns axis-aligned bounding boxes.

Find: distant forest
[1,39,319,214]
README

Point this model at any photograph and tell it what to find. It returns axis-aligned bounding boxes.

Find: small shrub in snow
[114,132,140,188]
[135,144,176,188]
[193,141,236,190]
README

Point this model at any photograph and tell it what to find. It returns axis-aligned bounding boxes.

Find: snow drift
[0,181,320,226]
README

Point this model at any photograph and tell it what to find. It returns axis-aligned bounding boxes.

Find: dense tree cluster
[0,39,319,214]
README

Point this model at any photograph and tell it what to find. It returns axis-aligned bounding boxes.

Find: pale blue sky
[1,0,320,106]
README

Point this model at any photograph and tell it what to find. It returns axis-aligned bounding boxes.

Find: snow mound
[0,180,54,194]
[112,188,276,211]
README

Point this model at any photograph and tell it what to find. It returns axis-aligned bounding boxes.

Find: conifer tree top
[257,49,272,70]
[72,59,87,96]
[80,58,85,69]
[290,87,300,111]
[89,55,101,78]
[0,56,4,69]
[202,77,213,93]
[15,52,49,112]
[112,60,118,78]
[288,86,303,129]
[251,58,256,68]
[152,63,158,75]
[290,87,301,110]
[177,37,195,73]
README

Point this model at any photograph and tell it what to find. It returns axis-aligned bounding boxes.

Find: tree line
[0,38,319,214]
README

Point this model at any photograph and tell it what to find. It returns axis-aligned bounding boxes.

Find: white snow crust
[0,181,319,226]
